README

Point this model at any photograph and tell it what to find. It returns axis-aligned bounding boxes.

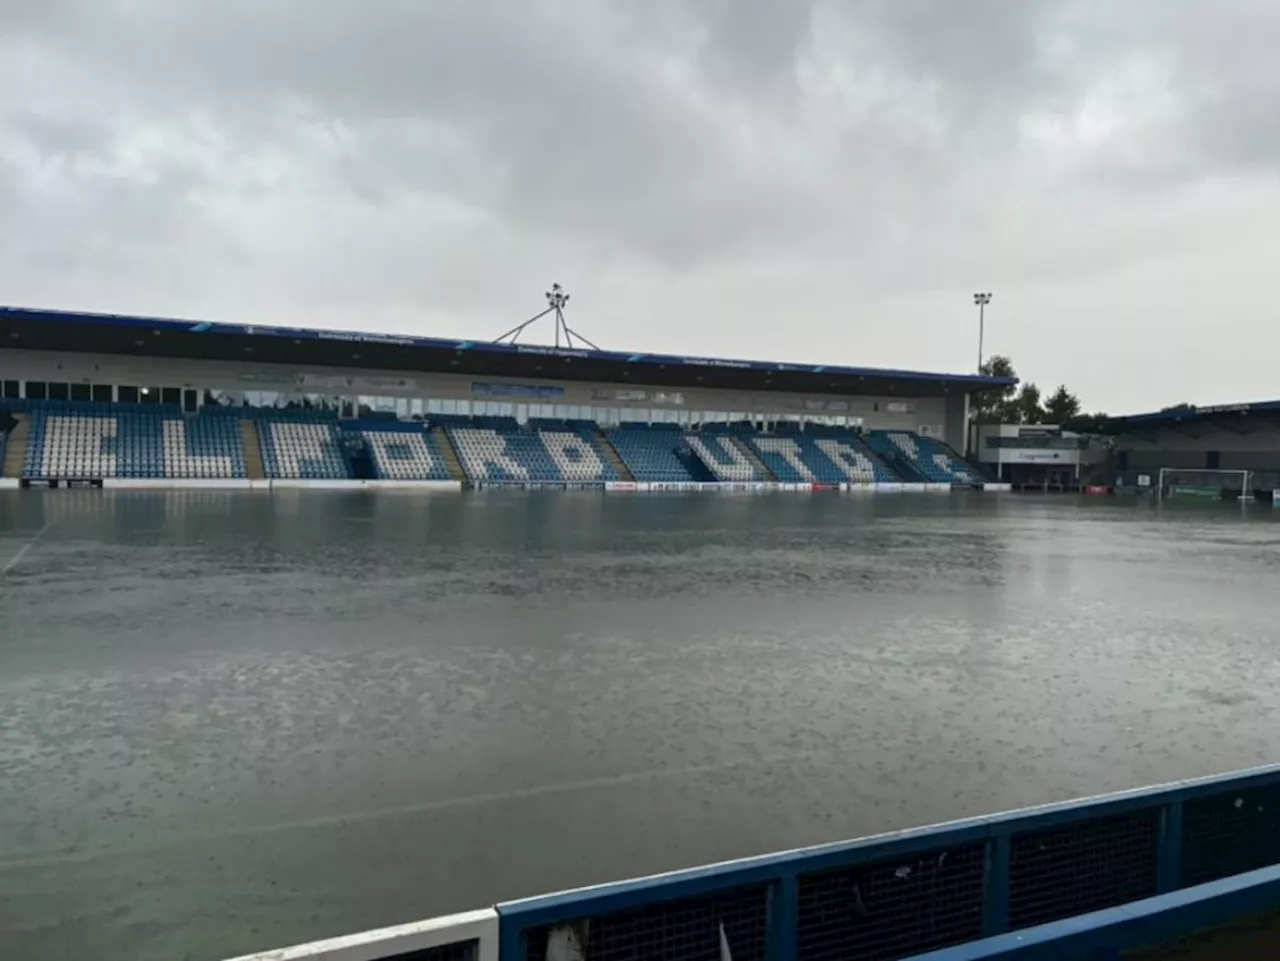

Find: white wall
[0,348,949,431]
[974,425,1105,466]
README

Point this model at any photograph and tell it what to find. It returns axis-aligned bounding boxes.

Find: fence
[229,762,1280,961]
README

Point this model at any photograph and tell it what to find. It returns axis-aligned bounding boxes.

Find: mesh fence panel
[523,884,767,961]
[1182,783,1280,887]
[1008,809,1159,930]
[795,844,985,961]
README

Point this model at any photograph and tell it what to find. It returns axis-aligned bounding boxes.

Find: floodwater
[2,491,1280,961]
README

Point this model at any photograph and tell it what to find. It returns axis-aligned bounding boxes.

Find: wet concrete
[2,491,1279,961]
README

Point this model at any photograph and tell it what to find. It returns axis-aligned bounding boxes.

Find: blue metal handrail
[495,762,1280,961]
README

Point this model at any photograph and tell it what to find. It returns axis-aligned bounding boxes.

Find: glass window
[2,380,19,398]
[139,387,160,404]
[92,385,112,403]
[48,382,70,400]
[117,385,137,403]
[70,383,91,401]
[162,387,181,406]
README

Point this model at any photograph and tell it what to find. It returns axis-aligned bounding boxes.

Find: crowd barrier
[224,762,1280,961]
[91,478,464,492]
[602,481,961,494]
[4,478,999,495]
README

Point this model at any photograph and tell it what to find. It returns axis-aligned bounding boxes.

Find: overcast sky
[4,1,1279,414]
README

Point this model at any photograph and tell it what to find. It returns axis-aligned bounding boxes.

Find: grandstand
[1072,400,1280,502]
[0,304,1014,493]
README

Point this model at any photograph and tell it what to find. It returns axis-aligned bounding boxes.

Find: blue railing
[230,763,1280,961]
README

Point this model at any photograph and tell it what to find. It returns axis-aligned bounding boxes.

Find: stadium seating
[160,416,246,478]
[745,429,897,484]
[685,430,768,481]
[528,419,619,483]
[445,418,618,483]
[4,399,974,489]
[358,427,452,481]
[258,420,351,479]
[0,431,6,471]
[867,430,975,484]
[603,424,696,483]
[22,405,248,479]
[201,405,335,423]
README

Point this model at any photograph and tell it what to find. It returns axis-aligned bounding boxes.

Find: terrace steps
[239,421,265,480]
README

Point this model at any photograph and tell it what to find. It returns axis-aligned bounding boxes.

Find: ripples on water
[2,490,1279,960]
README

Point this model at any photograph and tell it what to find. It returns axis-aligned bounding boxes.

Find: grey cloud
[4,1,1280,410]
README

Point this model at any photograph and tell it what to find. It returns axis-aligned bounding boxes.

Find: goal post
[1157,467,1252,501]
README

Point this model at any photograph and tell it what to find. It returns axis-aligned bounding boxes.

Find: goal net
[1157,468,1252,500]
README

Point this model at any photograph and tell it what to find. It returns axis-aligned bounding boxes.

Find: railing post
[982,833,1011,936]
[1158,801,1184,893]
[767,873,798,961]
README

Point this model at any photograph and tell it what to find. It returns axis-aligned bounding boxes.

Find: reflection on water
[1,491,1279,961]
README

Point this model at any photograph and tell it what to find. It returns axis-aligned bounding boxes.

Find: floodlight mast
[973,292,993,373]
[491,284,601,351]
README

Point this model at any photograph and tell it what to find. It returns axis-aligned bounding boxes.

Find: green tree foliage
[970,355,1019,424]
[1016,382,1044,424]
[1042,384,1082,424]
[972,358,1096,425]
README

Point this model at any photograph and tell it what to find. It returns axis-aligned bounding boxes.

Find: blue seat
[744,427,898,484]
[866,430,979,484]
[258,419,352,479]
[357,426,451,480]
[445,417,615,483]
[603,424,696,483]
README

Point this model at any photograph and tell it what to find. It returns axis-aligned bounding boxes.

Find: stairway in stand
[2,416,29,478]
[432,427,467,483]
[240,421,265,480]
[596,430,634,482]
[731,436,777,482]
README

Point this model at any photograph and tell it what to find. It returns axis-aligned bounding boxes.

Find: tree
[1016,382,1045,424]
[971,355,1019,424]
[1042,384,1082,425]
[971,357,1096,426]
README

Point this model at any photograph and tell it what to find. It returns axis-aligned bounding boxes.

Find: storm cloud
[3,0,1279,412]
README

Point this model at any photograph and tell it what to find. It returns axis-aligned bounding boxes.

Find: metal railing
[228,763,1280,961]
[224,908,499,961]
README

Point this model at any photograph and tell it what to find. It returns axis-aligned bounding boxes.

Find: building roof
[0,305,1015,399]
[1071,399,1280,434]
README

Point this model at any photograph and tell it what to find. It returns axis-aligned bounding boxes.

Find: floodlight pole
[492,284,602,351]
[973,292,993,373]
[492,305,556,346]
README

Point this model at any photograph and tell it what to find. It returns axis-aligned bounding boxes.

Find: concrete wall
[0,348,953,433]
[943,393,969,454]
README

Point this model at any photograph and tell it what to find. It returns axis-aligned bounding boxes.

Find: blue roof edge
[1090,399,1280,427]
[0,305,1017,389]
